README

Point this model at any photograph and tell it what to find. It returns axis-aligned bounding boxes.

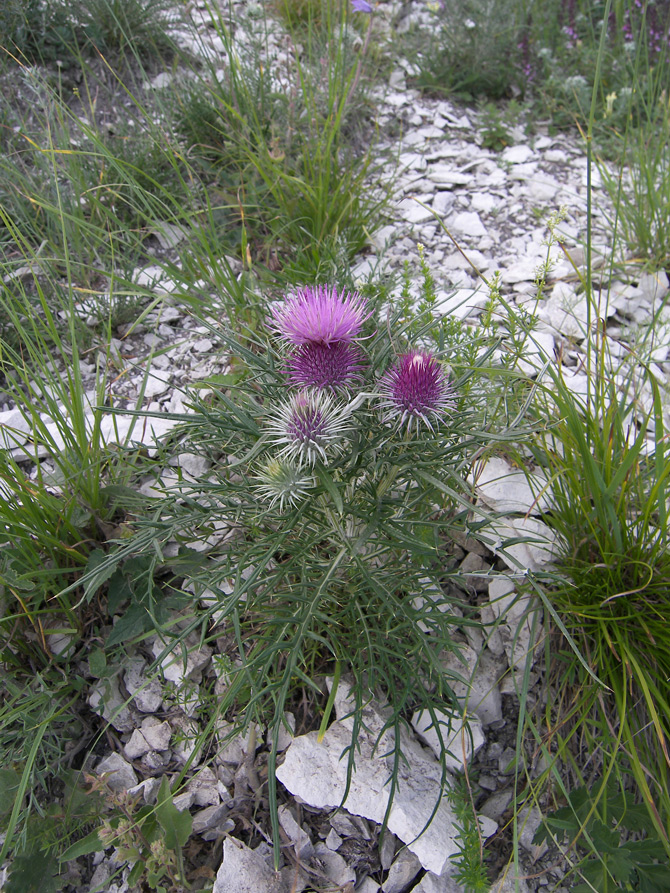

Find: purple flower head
[269,285,370,347]
[267,390,352,466]
[378,351,454,432]
[351,0,373,12]
[283,341,366,392]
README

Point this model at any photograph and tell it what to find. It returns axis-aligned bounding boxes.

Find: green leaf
[5,850,58,893]
[316,466,343,515]
[83,549,117,602]
[0,769,20,817]
[88,646,108,678]
[106,602,152,647]
[59,827,105,862]
[155,777,192,851]
[107,569,133,615]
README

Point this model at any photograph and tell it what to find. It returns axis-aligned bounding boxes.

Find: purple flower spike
[284,341,366,392]
[351,0,373,12]
[378,351,454,432]
[269,285,370,347]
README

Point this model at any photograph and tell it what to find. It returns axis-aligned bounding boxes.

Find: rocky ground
[1,2,669,892]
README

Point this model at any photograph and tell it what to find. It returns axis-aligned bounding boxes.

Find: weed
[536,780,670,891]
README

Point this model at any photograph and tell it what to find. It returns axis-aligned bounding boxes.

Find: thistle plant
[82,269,530,866]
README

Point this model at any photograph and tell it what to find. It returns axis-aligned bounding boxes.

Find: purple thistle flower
[378,351,454,432]
[283,341,367,392]
[267,390,353,466]
[351,0,373,12]
[269,285,371,347]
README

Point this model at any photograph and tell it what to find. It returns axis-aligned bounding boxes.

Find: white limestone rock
[96,752,138,792]
[484,516,557,572]
[139,716,172,751]
[187,767,221,807]
[384,848,423,893]
[411,708,485,773]
[501,145,534,165]
[0,408,30,449]
[276,719,462,875]
[124,729,152,760]
[398,197,434,223]
[313,843,356,888]
[124,657,164,713]
[88,677,134,733]
[450,211,488,238]
[213,838,291,893]
[490,869,531,893]
[469,456,549,515]
[439,645,503,727]
[435,288,488,320]
[413,869,470,892]
[152,636,212,685]
[488,576,544,677]
[538,281,590,339]
[279,806,313,860]
[144,369,172,398]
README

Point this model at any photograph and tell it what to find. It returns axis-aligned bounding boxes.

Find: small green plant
[409,0,526,100]
[598,93,670,268]
[447,776,491,891]
[68,776,193,892]
[73,0,183,61]
[536,780,670,891]
[477,101,514,151]
[174,0,386,276]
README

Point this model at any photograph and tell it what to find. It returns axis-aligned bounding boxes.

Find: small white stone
[439,646,503,727]
[449,211,488,238]
[485,516,557,572]
[398,197,434,223]
[144,369,172,398]
[0,408,30,449]
[177,452,211,478]
[502,144,535,164]
[384,848,422,893]
[314,843,356,887]
[490,869,530,893]
[140,716,172,751]
[88,677,134,732]
[470,192,497,214]
[192,803,230,835]
[279,806,313,860]
[124,729,151,760]
[124,657,164,713]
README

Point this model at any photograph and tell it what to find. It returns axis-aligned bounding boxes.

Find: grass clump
[529,344,670,850]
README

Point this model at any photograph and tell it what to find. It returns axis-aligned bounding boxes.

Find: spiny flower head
[283,341,366,393]
[267,390,353,466]
[269,285,370,347]
[255,457,315,510]
[378,351,454,432]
